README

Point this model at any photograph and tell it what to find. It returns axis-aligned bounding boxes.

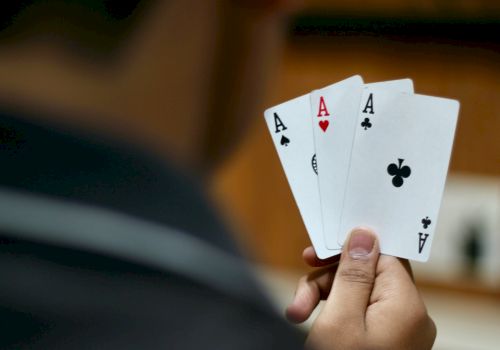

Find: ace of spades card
[263,94,335,259]
[263,77,376,259]
[338,90,459,261]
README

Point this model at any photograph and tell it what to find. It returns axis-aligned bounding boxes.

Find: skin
[286,228,437,350]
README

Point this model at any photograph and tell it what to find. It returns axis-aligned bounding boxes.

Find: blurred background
[212,2,500,349]
[0,0,498,349]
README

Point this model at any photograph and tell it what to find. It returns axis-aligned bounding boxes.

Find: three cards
[264,76,459,262]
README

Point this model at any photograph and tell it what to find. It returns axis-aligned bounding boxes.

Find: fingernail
[349,229,375,258]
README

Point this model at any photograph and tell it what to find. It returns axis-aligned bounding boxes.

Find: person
[0,0,435,348]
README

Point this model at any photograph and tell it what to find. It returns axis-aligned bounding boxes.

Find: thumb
[321,228,379,324]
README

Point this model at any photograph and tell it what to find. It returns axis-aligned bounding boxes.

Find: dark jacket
[0,110,304,349]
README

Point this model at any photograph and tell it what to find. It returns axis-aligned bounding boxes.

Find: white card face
[311,78,414,250]
[264,93,336,259]
[338,91,459,261]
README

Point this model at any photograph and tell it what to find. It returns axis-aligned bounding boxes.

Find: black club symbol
[361,118,372,130]
[387,158,411,187]
[421,216,431,229]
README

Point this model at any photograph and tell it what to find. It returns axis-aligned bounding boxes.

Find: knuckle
[414,306,427,322]
[409,304,437,347]
[339,266,374,286]
[311,317,332,334]
[311,318,363,346]
[428,316,437,339]
[298,275,308,286]
[295,277,308,294]
[430,318,437,344]
[411,302,431,325]
[293,276,309,297]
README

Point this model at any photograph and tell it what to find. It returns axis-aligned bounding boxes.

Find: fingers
[375,255,415,288]
[398,258,415,281]
[321,228,380,324]
[286,265,339,323]
[287,246,341,323]
[303,246,341,267]
[369,255,418,306]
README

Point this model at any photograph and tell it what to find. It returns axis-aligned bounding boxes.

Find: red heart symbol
[319,120,329,132]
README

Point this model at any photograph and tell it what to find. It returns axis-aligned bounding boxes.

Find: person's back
[0,111,304,349]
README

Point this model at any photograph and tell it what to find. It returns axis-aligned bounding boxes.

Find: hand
[286,228,436,350]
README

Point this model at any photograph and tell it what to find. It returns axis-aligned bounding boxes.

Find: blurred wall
[212,1,500,286]
[0,0,497,291]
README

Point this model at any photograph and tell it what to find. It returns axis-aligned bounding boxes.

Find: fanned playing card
[310,78,414,250]
[264,92,336,259]
[338,91,459,261]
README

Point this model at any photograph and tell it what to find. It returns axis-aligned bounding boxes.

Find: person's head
[0,0,296,173]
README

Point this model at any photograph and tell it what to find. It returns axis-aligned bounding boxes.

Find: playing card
[311,78,414,250]
[338,91,459,261]
[264,93,336,259]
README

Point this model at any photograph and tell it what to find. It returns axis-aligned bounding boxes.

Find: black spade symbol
[280,135,290,146]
